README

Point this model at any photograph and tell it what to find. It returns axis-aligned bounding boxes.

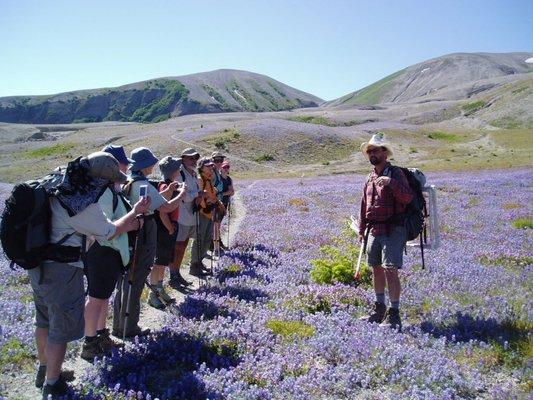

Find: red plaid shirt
[359,163,414,237]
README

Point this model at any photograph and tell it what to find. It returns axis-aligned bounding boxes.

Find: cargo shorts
[366,225,407,269]
[28,261,85,344]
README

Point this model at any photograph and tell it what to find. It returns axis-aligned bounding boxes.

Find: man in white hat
[358,133,413,332]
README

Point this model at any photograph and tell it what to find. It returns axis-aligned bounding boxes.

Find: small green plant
[0,338,34,368]
[255,154,275,162]
[512,217,533,229]
[462,100,486,115]
[25,143,74,158]
[427,131,461,142]
[265,319,315,340]
[310,222,373,287]
[409,147,418,153]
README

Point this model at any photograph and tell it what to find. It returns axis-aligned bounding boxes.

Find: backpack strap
[180,170,186,182]
[112,191,119,213]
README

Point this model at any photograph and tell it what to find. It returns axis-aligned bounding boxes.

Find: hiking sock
[85,335,98,343]
[390,300,400,310]
[375,293,385,305]
[96,329,106,336]
[45,377,59,386]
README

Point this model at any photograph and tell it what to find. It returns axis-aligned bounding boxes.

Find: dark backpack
[384,166,428,269]
[0,168,66,270]
[385,166,427,241]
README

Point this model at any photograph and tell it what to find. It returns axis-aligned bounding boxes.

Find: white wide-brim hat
[360,133,393,158]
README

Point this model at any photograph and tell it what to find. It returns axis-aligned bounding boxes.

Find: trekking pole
[354,226,370,281]
[122,216,142,341]
[195,206,205,286]
[226,199,231,248]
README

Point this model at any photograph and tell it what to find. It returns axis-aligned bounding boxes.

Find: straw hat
[360,133,393,158]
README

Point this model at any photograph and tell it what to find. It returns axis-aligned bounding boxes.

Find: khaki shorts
[366,225,407,269]
[28,262,85,344]
[175,223,196,242]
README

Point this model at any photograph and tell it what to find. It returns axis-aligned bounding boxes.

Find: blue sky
[0,0,531,100]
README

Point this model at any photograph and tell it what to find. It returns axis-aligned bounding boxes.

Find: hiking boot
[169,271,192,289]
[98,328,125,353]
[80,338,105,362]
[42,374,69,399]
[148,291,166,310]
[189,262,210,277]
[112,326,151,339]
[380,308,402,332]
[158,286,176,303]
[35,366,75,389]
[360,302,387,324]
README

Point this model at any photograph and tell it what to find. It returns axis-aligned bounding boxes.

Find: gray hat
[130,147,159,172]
[211,151,225,159]
[87,151,128,183]
[158,156,182,180]
[180,148,200,158]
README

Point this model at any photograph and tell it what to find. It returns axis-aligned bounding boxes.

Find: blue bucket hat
[130,147,159,172]
[102,145,134,165]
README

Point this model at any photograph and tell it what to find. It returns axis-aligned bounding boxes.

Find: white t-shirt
[49,197,116,268]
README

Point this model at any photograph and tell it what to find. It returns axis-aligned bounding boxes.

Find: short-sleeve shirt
[221,175,233,207]
[96,188,131,266]
[213,170,224,202]
[48,197,116,268]
[128,179,166,214]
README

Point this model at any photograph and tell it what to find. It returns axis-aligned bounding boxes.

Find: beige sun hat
[360,133,393,158]
[87,151,128,183]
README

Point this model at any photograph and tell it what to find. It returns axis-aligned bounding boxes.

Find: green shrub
[25,143,74,158]
[310,236,372,287]
[512,217,533,229]
[266,319,315,340]
[0,338,34,368]
[427,131,461,142]
[462,100,486,115]
[255,154,275,162]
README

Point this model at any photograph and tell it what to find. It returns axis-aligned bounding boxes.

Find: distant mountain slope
[325,52,533,106]
[0,69,323,124]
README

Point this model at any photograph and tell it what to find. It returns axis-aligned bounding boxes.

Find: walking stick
[195,206,205,285]
[354,226,370,281]
[226,199,231,248]
[122,216,142,341]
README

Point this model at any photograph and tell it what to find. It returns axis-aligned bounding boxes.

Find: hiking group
[0,145,234,399]
[1,132,427,400]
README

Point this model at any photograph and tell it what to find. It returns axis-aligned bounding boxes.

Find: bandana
[54,157,109,217]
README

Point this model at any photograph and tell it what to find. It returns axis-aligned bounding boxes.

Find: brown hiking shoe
[80,338,105,362]
[380,308,402,332]
[360,302,387,324]
[98,328,125,353]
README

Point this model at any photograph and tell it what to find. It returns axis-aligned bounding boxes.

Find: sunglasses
[366,147,384,154]
[213,158,224,163]
[222,166,230,170]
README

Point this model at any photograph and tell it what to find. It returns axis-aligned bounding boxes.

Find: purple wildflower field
[0,170,532,399]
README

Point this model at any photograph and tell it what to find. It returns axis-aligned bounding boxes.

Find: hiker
[219,160,235,224]
[192,157,225,272]
[29,152,151,399]
[169,148,209,282]
[358,133,413,332]
[211,151,229,250]
[148,156,191,310]
[81,145,135,362]
[112,147,186,339]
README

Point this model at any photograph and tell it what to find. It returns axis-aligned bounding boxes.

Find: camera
[139,185,148,199]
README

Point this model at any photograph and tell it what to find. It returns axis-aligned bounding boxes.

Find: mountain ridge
[0,69,323,124]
